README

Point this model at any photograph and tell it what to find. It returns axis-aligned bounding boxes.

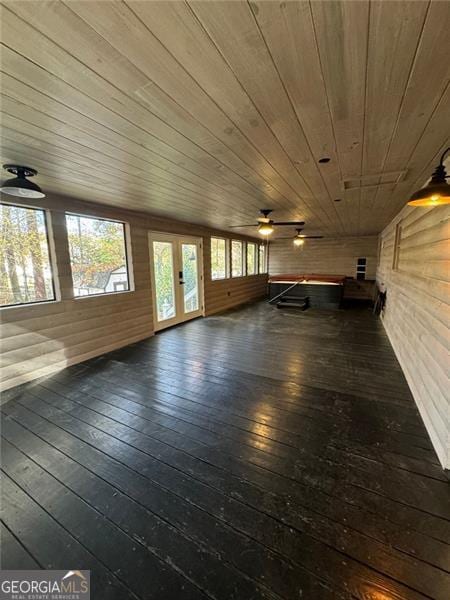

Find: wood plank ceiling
[0,0,449,237]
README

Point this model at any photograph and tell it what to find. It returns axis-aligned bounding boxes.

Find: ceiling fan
[229,209,305,235]
[277,227,324,246]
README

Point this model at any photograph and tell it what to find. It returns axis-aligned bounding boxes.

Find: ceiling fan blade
[229,224,258,228]
[275,235,324,240]
[272,221,305,226]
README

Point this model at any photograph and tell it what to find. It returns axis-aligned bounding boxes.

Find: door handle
[179,280,185,285]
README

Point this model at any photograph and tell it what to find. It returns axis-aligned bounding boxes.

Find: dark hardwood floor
[1,301,449,599]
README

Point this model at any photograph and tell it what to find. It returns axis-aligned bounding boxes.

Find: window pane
[211,237,226,280]
[0,203,55,307]
[66,214,129,297]
[247,242,256,275]
[182,243,199,313]
[152,240,176,322]
[231,240,243,277]
[259,244,266,273]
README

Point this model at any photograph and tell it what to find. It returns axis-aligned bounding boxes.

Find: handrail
[268,280,301,304]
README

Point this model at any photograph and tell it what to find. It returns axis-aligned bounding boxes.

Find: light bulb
[258,223,274,235]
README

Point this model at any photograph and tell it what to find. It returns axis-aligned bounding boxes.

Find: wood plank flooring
[1,301,449,599]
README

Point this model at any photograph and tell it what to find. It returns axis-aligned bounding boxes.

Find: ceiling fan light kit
[407,148,450,207]
[231,209,305,236]
[0,164,46,199]
[277,227,324,244]
[257,222,274,235]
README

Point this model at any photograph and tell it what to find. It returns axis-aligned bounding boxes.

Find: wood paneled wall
[0,194,267,391]
[268,236,378,279]
[377,204,449,469]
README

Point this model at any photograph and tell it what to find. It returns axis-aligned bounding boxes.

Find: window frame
[392,223,402,271]
[66,212,133,299]
[246,242,257,275]
[210,236,229,280]
[356,257,367,281]
[231,239,244,278]
[0,201,59,309]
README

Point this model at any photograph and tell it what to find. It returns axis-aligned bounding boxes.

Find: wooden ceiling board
[0,103,261,223]
[0,127,254,224]
[0,86,258,222]
[0,4,302,220]
[65,0,324,224]
[1,0,448,237]
[0,100,248,222]
[0,141,244,223]
[146,0,342,231]
[373,0,450,220]
[248,0,349,231]
[358,0,430,234]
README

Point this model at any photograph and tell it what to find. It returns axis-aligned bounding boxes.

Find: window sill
[210,273,267,282]
[0,298,60,311]
[73,289,134,300]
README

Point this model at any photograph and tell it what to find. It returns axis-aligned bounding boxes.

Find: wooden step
[279,295,309,303]
[276,300,308,310]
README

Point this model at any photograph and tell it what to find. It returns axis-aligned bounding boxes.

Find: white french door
[149,232,204,331]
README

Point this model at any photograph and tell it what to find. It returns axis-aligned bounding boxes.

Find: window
[392,223,402,271]
[247,242,256,275]
[66,214,130,297]
[231,240,243,277]
[356,257,366,281]
[0,203,56,307]
[211,237,228,280]
[259,244,267,273]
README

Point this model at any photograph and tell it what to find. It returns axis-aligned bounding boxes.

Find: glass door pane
[182,243,199,313]
[152,240,176,322]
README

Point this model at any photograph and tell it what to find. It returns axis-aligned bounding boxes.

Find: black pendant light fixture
[0,164,45,199]
[407,148,450,207]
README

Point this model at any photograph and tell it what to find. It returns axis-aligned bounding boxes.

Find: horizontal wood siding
[0,194,267,391]
[377,204,449,469]
[269,236,378,278]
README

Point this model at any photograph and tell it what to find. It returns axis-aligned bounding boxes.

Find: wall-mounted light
[407,148,450,207]
[0,164,45,199]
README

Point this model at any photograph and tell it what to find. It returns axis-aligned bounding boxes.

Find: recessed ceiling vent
[341,170,407,191]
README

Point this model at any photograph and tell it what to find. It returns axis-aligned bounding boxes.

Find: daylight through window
[247,242,256,275]
[66,214,129,297]
[211,237,227,280]
[0,203,56,307]
[259,244,267,273]
[231,240,243,277]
